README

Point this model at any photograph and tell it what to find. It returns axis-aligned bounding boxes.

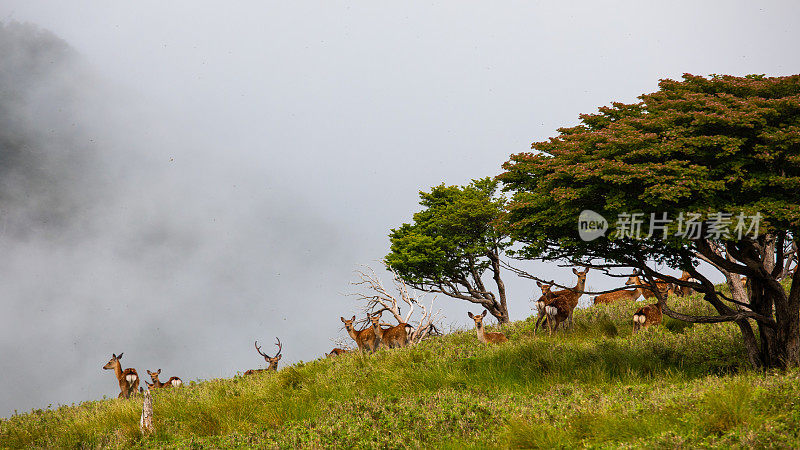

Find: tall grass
[1,293,798,448]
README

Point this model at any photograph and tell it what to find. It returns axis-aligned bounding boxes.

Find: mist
[1,1,799,417]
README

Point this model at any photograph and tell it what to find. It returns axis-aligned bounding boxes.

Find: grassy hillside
[2,294,799,448]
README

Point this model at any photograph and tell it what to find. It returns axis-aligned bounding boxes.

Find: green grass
[2,294,799,448]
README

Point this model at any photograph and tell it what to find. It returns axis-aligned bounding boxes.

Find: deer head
[467,310,487,329]
[536,281,552,296]
[573,267,589,286]
[103,353,123,370]
[146,369,162,384]
[340,315,356,333]
[255,338,282,371]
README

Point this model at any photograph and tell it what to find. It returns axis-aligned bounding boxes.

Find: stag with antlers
[244,338,283,375]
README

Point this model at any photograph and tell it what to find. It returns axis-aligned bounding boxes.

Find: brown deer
[592,273,649,305]
[674,271,695,297]
[326,348,349,358]
[244,338,282,375]
[592,287,641,305]
[103,353,139,398]
[468,310,508,344]
[341,315,381,352]
[542,297,573,335]
[547,268,589,329]
[381,322,413,348]
[145,369,183,389]
[632,303,662,332]
[627,271,673,300]
[534,281,555,334]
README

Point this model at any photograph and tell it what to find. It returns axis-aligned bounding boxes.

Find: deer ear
[276,354,282,361]
[157,369,161,374]
[467,312,474,319]
[536,281,542,287]
[112,353,117,359]
[573,268,579,275]
[117,353,123,359]
[340,317,346,323]
[481,310,488,317]
[351,315,356,321]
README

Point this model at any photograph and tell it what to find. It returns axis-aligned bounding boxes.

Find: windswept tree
[500,74,800,368]
[385,178,511,323]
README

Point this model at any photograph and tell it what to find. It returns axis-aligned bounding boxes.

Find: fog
[1,1,798,417]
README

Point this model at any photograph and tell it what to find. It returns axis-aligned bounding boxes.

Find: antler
[273,337,282,358]
[254,340,269,359]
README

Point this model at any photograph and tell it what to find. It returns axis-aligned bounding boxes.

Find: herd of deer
[534,268,701,335]
[102,269,702,398]
[102,353,183,399]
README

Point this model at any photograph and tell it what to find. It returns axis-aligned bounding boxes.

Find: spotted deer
[326,348,349,358]
[145,369,183,389]
[468,310,508,344]
[244,338,282,375]
[381,322,413,348]
[632,303,662,332]
[103,353,139,398]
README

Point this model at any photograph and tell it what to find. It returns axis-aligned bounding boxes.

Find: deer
[244,338,282,375]
[381,322,414,348]
[627,270,673,300]
[534,281,555,334]
[468,310,508,344]
[326,348,349,358]
[145,369,183,389]
[632,303,663,332]
[341,315,381,352]
[592,273,649,305]
[103,353,139,399]
[674,271,695,297]
[542,268,589,330]
[591,287,641,305]
[542,296,574,335]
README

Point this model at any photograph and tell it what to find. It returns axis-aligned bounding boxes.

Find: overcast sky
[1,1,798,417]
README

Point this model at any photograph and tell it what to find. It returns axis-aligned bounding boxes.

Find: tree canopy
[499,73,800,368]
[385,178,511,322]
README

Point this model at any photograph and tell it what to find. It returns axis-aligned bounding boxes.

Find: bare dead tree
[349,263,443,345]
[139,390,154,434]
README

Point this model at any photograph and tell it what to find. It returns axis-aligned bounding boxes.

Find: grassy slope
[2,294,800,449]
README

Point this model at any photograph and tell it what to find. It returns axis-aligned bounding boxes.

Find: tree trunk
[487,249,509,324]
[140,390,154,434]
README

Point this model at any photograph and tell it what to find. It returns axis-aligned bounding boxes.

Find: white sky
[1,1,798,416]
